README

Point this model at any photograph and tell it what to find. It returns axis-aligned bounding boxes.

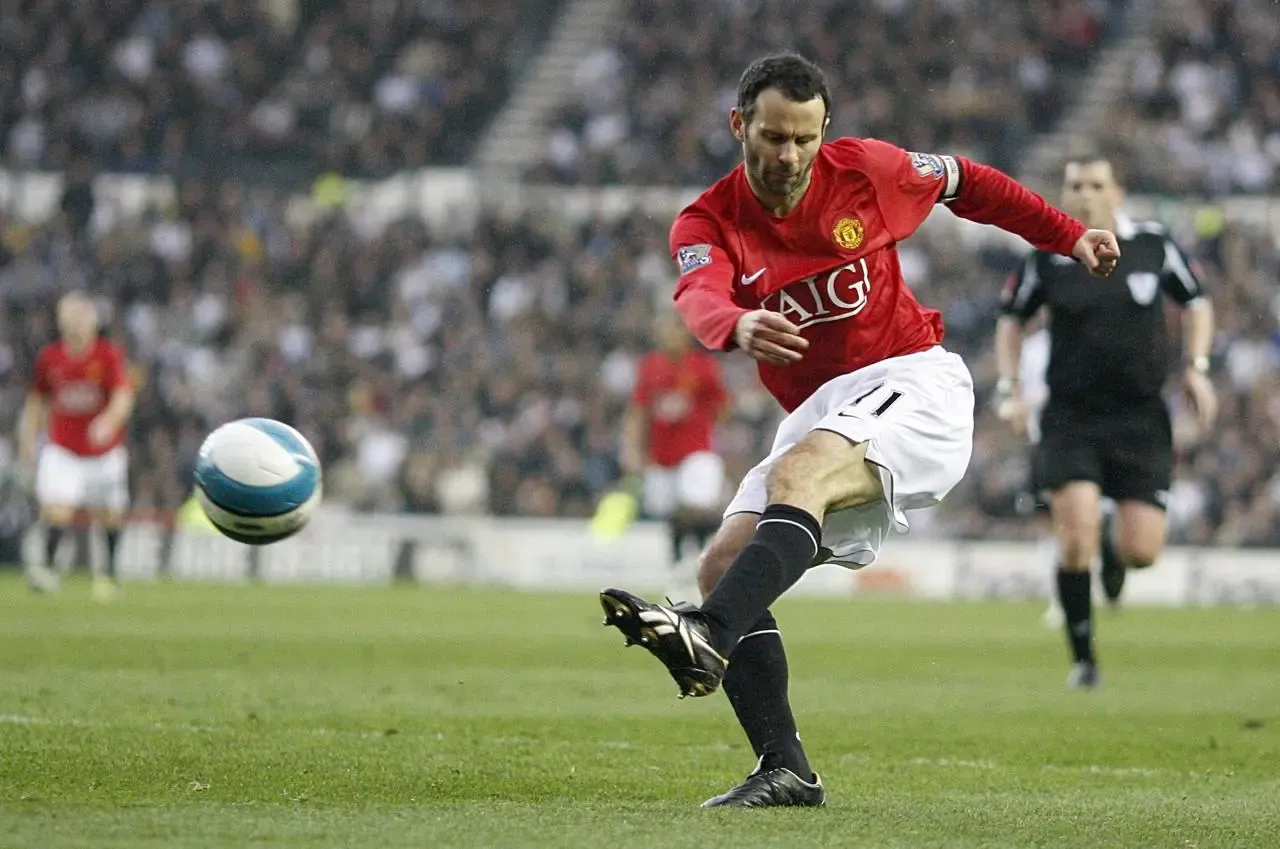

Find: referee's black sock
[1056,567,1095,664]
[699,504,821,657]
[722,610,814,781]
[44,526,64,569]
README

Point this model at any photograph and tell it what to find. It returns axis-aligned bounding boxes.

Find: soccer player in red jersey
[622,313,729,582]
[599,54,1120,807]
[19,293,136,601]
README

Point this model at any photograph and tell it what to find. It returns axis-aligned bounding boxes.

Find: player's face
[1061,161,1124,229]
[732,88,827,206]
[57,298,98,344]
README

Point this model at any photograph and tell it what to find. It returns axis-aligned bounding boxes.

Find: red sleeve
[670,211,745,352]
[31,348,51,395]
[104,345,129,391]
[946,158,1086,257]
[860,140,1085,257]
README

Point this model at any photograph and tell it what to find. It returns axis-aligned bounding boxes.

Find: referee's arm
[995,253,1045,396]
[1158,235,1214,373]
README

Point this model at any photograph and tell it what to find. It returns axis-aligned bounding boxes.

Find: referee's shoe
[599,588,726,697]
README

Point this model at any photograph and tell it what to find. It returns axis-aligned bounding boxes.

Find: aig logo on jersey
[1126,271,1159,305]
[761,259,872,329]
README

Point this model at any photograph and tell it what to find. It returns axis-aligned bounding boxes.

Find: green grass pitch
[1,573,1278,848]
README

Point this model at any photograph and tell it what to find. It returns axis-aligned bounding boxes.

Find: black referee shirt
[1000,216,1206,414]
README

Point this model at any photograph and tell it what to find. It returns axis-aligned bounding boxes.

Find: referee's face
[1061,160,1123,230]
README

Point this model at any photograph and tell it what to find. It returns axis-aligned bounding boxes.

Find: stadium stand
[0,186,1275,546]
[0,0,1277,549]
[1108,0,1280,194]
[526,0,1121,186]
[0,0,564,182]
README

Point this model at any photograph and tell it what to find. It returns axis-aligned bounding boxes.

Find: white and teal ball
[193,418,322,545]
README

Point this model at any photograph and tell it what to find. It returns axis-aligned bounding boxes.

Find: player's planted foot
[25,563,61,594]
[1067,661,1099,689]
[701,757,825,808]
[599,588,726,697]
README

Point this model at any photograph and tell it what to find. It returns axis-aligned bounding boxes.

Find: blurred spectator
[1109,0,1280,194]
[0,0,564,181]
[528,0,1119,185]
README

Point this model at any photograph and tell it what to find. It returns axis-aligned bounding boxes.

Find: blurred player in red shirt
[19,293,136,601]
[599,53,1120,807]
[621,313,728,582]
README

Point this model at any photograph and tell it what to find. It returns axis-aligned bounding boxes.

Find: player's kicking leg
[601,348,974,806]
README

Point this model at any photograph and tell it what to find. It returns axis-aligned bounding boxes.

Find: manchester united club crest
[832,216,864,250]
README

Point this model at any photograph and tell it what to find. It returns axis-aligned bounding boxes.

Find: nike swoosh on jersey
[740,268,766,285]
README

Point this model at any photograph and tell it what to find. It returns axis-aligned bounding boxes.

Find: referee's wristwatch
[1186,355,1210,375]
[995,377,1018,398]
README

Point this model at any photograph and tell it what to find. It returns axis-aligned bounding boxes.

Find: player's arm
[620,401,649,477]
[18,392,47,464]
[90,350,136,447]
[20,349,52,464]
[1158,235,1218,428]
[670,213,807,365]
[864,142,1113,273]
[994,254,1046,434]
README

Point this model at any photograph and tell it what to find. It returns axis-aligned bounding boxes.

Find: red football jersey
[632,349,727,467]
[32,338,130,456]
[672,137,1086,412]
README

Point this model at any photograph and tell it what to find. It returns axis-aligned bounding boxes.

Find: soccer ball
[193,418,322,545]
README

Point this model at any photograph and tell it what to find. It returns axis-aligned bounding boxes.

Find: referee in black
[994,154,1217,689]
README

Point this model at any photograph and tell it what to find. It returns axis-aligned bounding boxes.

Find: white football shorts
[725,346,974,568]
[36,444,130,513]
[643,450,726,518]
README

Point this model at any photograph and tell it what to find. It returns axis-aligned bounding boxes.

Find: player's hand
[88,415,117,448]
[994,391,1028,437]
[1072,229,1120,277]
[734,310,808,366]
[1183,368,1218,433]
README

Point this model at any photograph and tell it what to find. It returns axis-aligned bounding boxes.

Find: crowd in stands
[529,0,1120,186]
[1110,0,1280,194]
[0,0,559,182]
[1,177,1277,546]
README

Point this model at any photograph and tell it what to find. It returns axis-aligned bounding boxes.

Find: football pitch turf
[1,575,1278,848]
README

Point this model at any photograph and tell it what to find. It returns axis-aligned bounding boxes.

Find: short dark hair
[737,53,831,125]
[1064,151,1123,185]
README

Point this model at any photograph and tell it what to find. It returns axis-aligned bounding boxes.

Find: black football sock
[668,518,687,567]
[722,610,813,781]
[44,526,64,568]
[699,504,821,656]
[1056,567,1095,664]
[104,529,121,580]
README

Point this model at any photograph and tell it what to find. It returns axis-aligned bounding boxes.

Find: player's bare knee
[41,505,76,527]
